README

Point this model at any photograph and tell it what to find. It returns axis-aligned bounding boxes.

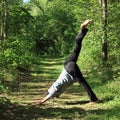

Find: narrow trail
[0,57,99,120]
[8,57,64,105]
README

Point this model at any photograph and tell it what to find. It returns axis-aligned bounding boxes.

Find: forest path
[0,56,101,120]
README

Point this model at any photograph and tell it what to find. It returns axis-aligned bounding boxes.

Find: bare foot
[87,100,99,105]
[81,19,92,28]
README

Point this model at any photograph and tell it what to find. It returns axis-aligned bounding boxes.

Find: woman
[33,20,98,105]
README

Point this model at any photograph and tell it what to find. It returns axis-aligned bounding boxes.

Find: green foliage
[107,2,120,64]
[2,37,34,67]
[0,1,120,119]
[0,0,120,94]
[31,0,77,55]
[0,1,35,92]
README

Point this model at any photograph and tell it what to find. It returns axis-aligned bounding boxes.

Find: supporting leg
[65,62,98,102]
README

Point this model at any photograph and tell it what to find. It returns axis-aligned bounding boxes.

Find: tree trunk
[102,0,108,61]
[1,0,7,40]
[98,0,108,61]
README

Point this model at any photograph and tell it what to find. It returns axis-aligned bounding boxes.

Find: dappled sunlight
[1,0,120,119]
[0,102,86,119]
[1,56,120,119]
[1,98,119,120]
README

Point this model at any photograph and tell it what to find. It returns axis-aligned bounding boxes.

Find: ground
[0,56,120,120]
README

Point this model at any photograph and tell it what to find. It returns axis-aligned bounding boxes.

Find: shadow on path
[0,96,119,120]
[0,102,85,120]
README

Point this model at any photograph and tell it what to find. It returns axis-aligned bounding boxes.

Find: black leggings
[64,28,98,102]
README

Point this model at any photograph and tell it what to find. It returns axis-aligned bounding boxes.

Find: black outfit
[64,28,98,102]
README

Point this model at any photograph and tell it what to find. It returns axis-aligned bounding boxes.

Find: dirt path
[0,57,100,120]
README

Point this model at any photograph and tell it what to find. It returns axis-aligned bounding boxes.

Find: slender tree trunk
[0,0,7,82]
[1,0,7,40]
[102,0,108,61]
[3,0,7,39]
[99,0,108,61]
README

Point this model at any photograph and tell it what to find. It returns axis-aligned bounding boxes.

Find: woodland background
[1,0,120,91]
[0,0,120,119]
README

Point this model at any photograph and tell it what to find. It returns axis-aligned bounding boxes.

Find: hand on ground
[31,100,43,106]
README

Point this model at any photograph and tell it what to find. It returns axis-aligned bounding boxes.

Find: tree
[0,0,7,40]
[30,0,77,55]
[99,0,108,61]
[1,0,34,69]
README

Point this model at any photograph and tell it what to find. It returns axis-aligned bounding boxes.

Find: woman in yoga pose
[33,20,98,105]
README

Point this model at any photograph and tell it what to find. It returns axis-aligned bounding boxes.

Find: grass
[0,55,120,120]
